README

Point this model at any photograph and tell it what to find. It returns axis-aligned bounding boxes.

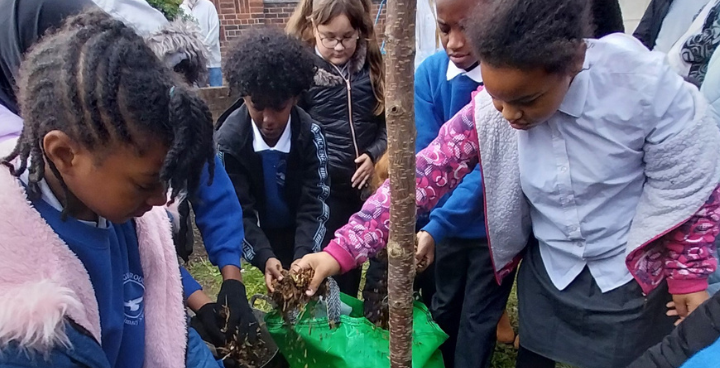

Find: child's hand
[264,258,284,292]
[415,231,435,272]
[352,154,375,189]
[668,291,709,325]
[190,302,226,346]
[290,252,342,296]
[216,280,259,345]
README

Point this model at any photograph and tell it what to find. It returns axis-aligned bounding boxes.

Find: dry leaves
[270,269,326,323]
[218,305,271,368]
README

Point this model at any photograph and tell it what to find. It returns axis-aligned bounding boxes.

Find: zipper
[330,64,360,159]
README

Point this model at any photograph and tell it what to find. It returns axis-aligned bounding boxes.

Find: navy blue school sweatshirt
[180,155,245,300]
[190,155,244,270]
[414,51,486,241]
[259,150,293,229]
[33,197,145,368]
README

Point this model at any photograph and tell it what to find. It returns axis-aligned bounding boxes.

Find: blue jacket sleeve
[187,327,224,368]
[421,165,484,243]
[181,266,203,301]
[0,323,108,367]
[190,155,244,270]
[414,59,444,153]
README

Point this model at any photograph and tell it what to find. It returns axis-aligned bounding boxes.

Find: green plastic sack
[264,291,447,368]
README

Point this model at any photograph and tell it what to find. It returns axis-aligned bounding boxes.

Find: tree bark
[384,0,416,366]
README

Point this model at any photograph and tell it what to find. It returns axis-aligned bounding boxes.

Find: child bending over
[0,10,216,368]
[215,28,330,292]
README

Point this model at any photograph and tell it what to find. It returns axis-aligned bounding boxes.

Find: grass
[186,259,573,368]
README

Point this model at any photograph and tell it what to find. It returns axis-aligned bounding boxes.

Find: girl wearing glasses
[287,0,386,296]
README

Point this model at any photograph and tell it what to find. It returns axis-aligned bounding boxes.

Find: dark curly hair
[224,28,315,109]
[3,10,215,212]
[467,0,592,74]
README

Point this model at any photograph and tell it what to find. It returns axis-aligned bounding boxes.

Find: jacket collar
[314,37,368,75]
[217,101,307,158]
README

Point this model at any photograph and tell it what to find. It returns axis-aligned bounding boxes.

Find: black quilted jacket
[633,0,674,50]
[629,291,720,368]
[299,42,387,192]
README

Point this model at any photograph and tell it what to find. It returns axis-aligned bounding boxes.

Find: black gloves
[216,279,259,343]
[191,303,225,347]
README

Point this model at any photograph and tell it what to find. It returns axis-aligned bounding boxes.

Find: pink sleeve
[664,184,720,294]
[324,101,481,273]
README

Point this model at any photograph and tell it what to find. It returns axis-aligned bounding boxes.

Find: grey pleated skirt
[517,243,675,368]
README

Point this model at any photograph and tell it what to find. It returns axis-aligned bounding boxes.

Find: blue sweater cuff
[422,220,449,245]
[180,267,203,301]
[214,252,242,271]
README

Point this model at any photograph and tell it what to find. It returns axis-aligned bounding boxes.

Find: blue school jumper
[259,149,292,229]
[414,51,485,241]
[190,155,245,270]
[32,191,145,368]
[413,51,516,368]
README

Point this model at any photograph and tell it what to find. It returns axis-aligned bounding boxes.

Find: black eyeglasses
[318,33,360,49]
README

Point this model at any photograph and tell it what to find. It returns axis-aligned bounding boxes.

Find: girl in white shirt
[292,0,720,367]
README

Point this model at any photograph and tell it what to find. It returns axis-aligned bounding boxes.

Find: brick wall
[211,0,387,59]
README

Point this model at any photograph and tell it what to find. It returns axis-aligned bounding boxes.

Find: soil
[270,269,326,323]
[217,306,272,368]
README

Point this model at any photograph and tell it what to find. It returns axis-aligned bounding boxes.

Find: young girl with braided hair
[0,9,217,368]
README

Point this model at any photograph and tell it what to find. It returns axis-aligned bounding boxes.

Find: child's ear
[42,131,81,174]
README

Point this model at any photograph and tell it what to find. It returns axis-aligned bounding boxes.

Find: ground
[186,221,576,368]
[187,256,575,368]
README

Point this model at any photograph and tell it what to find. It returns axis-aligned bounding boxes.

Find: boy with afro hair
[215,28,330,292]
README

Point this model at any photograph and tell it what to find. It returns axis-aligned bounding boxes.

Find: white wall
[620,0,651,33]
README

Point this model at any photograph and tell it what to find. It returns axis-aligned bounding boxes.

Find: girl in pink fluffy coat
[0,10,216,368]
[293,0,720,367]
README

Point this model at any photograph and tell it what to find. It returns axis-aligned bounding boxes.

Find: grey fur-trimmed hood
[145,19,210,84]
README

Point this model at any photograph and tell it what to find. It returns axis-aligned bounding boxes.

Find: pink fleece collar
[0,141,187,366]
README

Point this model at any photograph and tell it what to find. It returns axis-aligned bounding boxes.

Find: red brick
[216,0,387,56]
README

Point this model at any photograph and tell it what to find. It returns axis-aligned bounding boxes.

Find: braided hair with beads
[2,10,215,214]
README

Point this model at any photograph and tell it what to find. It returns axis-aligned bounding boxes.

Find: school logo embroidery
[123,272,145,325]
[276,158,287,187]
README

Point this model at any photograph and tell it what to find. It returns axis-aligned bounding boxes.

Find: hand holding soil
[290,252,341,296]
[415,230,435,272]
[270,268,328,323]
[264,258,284,292]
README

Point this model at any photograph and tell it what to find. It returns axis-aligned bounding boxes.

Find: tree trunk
[384,0,416,366]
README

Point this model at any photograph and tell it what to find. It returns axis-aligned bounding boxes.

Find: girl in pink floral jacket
[293,0,720,366]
